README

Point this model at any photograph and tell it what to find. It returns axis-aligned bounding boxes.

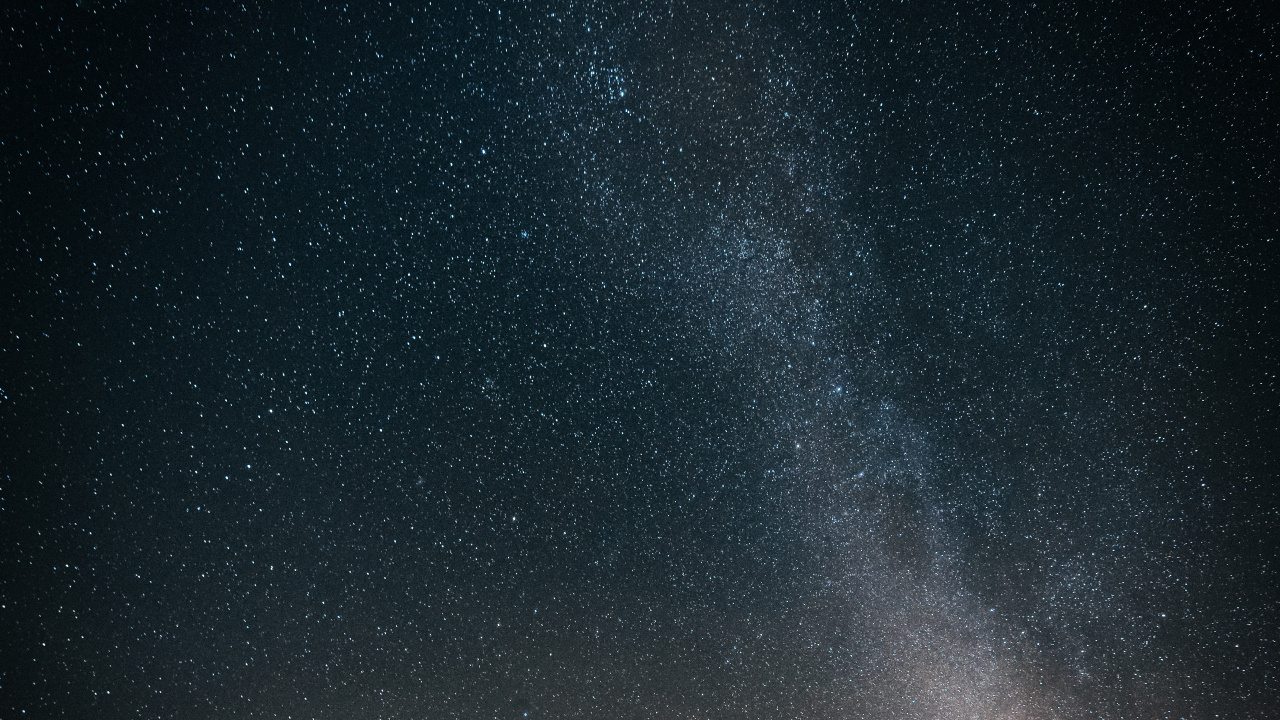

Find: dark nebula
[2,2,1276,718]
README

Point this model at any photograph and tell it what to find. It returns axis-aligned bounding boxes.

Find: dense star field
[2,2,1276,718]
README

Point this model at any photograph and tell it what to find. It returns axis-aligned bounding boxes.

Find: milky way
[2,2,1275,718]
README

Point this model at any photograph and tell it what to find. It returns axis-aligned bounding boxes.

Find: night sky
[2,2,1277,718]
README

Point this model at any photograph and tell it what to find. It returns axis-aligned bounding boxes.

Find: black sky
[2,1,1276,718]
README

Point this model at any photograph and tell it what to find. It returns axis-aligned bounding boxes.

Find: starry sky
[2,2,1277,718]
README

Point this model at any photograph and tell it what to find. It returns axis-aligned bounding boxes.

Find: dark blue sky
[2,2,1275,718]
